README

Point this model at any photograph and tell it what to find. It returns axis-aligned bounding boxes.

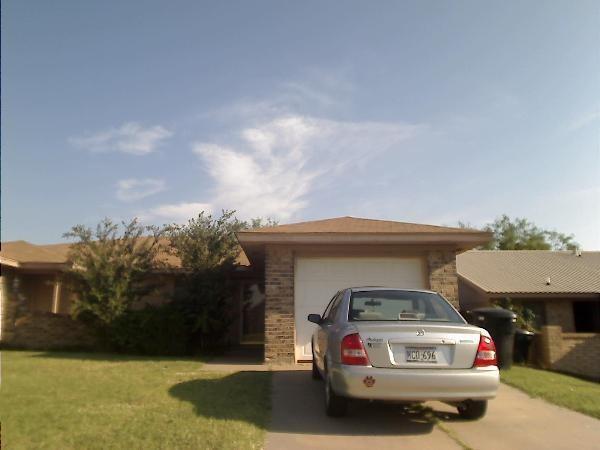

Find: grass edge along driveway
[501,365,600,419]
[0,351,271,450]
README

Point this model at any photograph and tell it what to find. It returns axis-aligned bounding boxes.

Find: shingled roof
[0,241,69,266]
[0,239,250,269]
[237,216,492,264]
[457,250,600,295]
[245,216,482,234]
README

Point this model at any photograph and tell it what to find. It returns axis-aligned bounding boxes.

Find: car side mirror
[307,313,322,324]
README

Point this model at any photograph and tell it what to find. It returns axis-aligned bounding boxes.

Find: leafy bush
[64,218,164,327]
[109,304,189,355]
[165,211,243,351]
[493,297,537,332]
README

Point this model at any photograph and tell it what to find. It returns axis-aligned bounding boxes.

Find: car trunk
[355,322,481,369]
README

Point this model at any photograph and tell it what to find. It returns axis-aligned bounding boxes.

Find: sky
[2,1,599,249]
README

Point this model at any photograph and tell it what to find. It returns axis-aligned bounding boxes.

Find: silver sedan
[308,287,499,419]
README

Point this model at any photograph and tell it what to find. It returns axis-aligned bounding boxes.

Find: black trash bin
[466,307,517,369]
[513,329,535,363]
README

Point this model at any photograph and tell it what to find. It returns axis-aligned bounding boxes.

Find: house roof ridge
[242,216,487,234]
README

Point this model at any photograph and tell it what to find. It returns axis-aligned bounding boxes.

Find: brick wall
[535,326,600,380]
[428,250,459,308]
[545,301,575,332]
[1,269,18,343]
[8,312,98,350]
[264,246,295,363]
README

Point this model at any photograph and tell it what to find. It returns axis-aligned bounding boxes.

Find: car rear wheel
[457,400,487,420]
[325,373,347,417]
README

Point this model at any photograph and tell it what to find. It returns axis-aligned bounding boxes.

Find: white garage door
[294,257,427,361]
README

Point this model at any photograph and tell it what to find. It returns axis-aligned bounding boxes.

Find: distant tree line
[459,214,578,251]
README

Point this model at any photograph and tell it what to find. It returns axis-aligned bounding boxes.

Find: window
[326,291,345,322]
[323,291,344,322]
[349,290,464,323]
[322,292,340,318]
[573,301,600,332]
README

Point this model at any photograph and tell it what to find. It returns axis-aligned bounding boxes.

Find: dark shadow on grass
[201,344,265,366]
[170,370,437,437]
[23,343,264,364]
[26,351,203,363]
[169,371,271,430]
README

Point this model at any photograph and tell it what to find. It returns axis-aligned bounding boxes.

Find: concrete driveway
[266,370,600,450]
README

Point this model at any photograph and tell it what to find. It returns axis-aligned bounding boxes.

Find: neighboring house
[0,216,491,362]
[457,250,600,332]
[457,250,600,380]
[0,239,261,347]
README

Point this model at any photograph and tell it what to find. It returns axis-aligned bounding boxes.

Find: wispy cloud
[193,114,424,220]
[116,178,166,202]
[567,110,600,133]
[138,202,212,224]
[203,70,355,122]
[69,122,172,155]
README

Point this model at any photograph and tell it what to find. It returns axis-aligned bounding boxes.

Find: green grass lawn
[501,365,600,419]
[0,350,271,450]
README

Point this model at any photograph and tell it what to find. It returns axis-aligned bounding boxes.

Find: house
[0,239,260,348]
[235,217,490,363]
[457,250,600,379]
[0,217,491,361]
[457,250,600,332]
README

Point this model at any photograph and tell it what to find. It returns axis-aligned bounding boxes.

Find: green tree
[63,218,164,326]
[247,217,279,229]
[165,210,246,351]
[462,215,578,250]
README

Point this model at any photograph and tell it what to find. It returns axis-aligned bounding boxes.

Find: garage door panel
[294,257,426,360]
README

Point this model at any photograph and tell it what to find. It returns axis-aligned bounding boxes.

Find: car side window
[322,292,339,318]
[324,291,344,323]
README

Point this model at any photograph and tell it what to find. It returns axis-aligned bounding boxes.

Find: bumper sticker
[363,376,376,388]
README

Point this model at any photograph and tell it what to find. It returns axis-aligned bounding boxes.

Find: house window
[573,301,600,332]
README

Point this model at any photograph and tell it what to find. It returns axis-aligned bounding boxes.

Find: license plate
[405,347,437,363]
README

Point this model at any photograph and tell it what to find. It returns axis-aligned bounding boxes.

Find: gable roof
[246,216,482,234]
[237,216,492,264]
[457,250,600,295]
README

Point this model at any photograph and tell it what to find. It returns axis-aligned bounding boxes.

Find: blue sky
[2,1,599,249]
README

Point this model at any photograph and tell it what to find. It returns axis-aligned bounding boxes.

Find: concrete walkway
[266,370,600,450]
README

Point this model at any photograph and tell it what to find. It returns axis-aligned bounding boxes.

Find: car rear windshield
[348,290,464,323]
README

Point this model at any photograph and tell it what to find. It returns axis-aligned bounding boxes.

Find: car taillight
[473,334,497,367]
[341,333,370,366]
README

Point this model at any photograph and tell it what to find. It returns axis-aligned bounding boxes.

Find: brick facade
[0,269,18,344]
[544,300,575,332]
[264,246,295,363]
[9,312,98,350]
[428,250,459,308]
[535,326,600,380]
[262,247,461,363]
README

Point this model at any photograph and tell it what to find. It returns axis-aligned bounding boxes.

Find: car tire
[325,373,347,417]
[312,357,322,380]
[457,400,487,420]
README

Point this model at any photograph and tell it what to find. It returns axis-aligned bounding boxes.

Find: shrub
[109,304,188,355]
[64,218,164,327]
